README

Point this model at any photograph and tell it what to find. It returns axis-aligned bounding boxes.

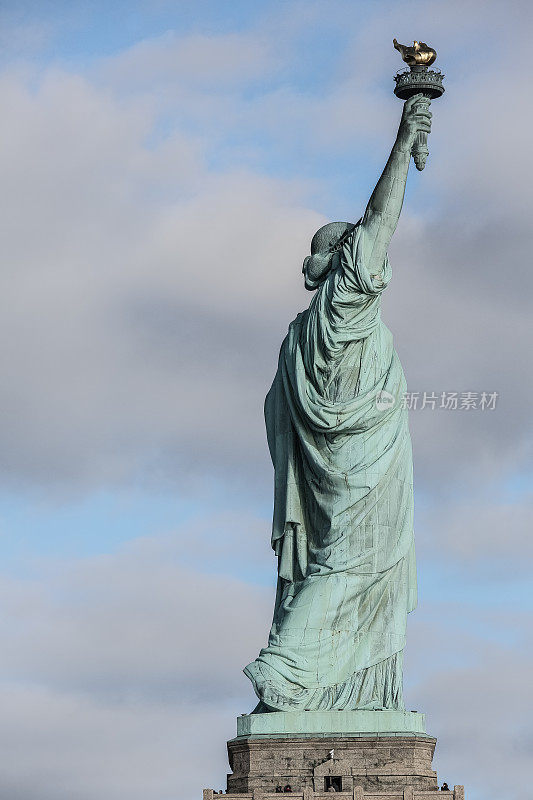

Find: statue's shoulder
[280,311,306,355]
[293,310,306,324]
[287,310,306,335]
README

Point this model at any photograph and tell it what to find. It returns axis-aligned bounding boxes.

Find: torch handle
[412,94,431,171]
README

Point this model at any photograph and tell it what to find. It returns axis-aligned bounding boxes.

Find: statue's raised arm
[302,94,431,293]
[360,94,431,275]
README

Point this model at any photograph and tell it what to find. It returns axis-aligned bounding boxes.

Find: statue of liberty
[244,94,433,713]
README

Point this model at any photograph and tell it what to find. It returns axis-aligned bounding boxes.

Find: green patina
[244,92,437,715]
[236,711,427,738]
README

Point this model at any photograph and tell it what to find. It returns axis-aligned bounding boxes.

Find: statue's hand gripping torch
[393,39,444,171]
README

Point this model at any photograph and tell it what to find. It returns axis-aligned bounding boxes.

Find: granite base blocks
[202,713,465,798]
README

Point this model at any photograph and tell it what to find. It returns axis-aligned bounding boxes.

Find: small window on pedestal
[324,776,342,792]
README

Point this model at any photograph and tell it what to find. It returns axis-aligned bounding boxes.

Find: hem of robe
[244,651,404,712]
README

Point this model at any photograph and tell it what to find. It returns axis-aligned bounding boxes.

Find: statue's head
[303,221,355,290]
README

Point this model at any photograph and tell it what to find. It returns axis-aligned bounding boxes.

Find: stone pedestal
[201,711,465,798]
[227,732,437,794]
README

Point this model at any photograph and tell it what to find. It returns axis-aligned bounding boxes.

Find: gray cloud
[406,603,533,800]
[415,492,533,569]
[0,2,532,799]
[0,683,235,800]
[0,0,531,497]
[99,29,276,91]
[0,516,528,800]
[0,66,323,490]
[0,525,273,799]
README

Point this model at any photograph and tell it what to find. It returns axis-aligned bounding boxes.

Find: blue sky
[0,1,531,799]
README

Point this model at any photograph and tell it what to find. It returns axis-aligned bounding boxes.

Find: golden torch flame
[393,38,437,67]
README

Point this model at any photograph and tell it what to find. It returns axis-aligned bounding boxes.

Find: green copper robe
[244,224,417,711]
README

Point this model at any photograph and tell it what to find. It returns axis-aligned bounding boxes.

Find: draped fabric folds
[244,224,417,712]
